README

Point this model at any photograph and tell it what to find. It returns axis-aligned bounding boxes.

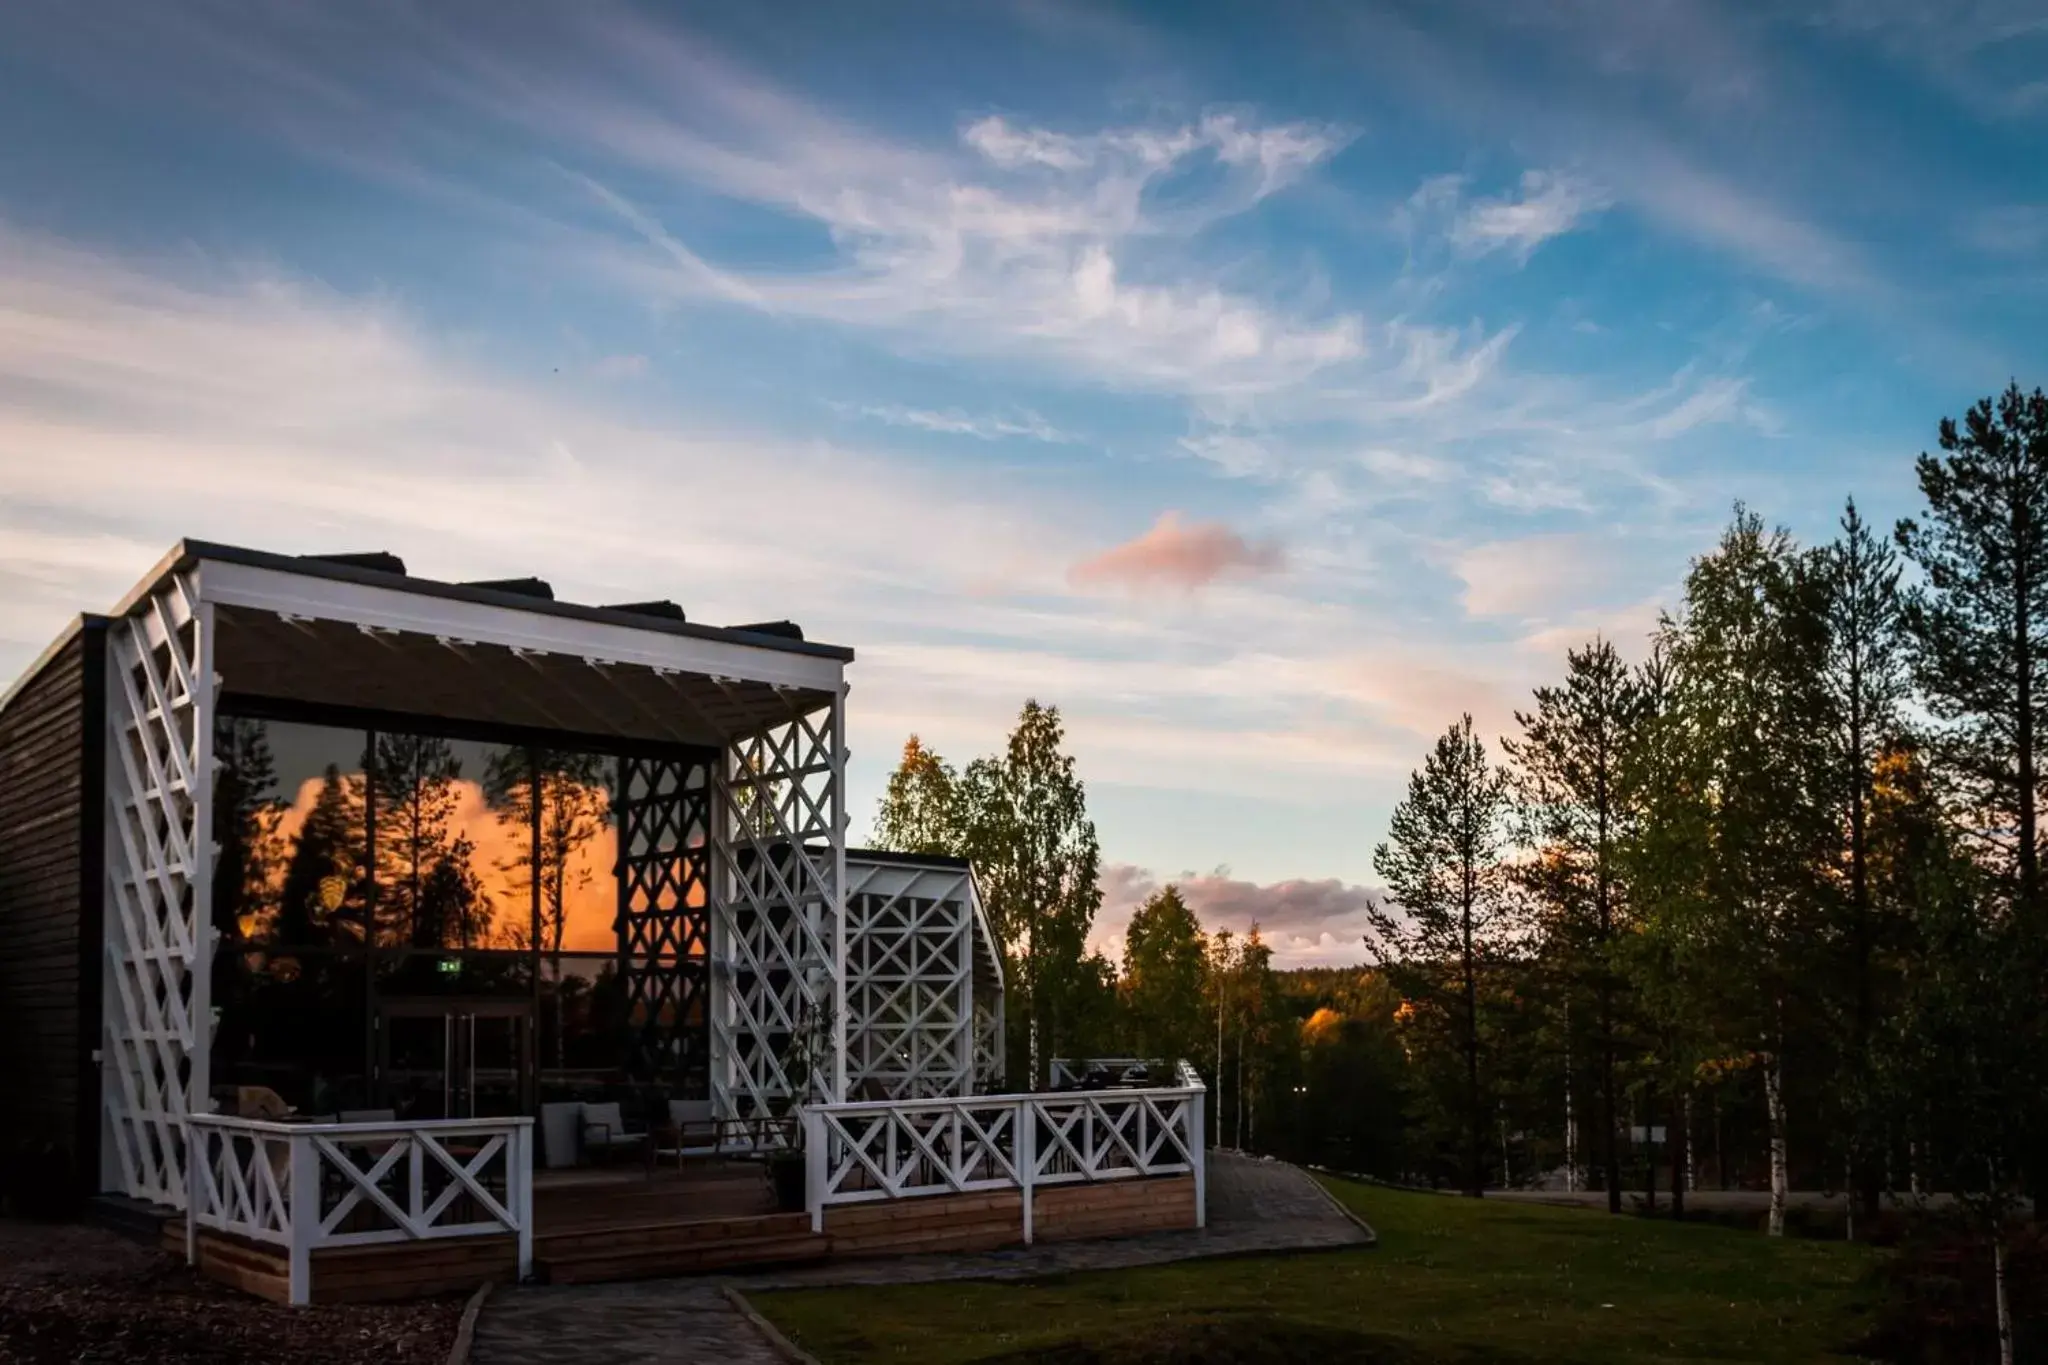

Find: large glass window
[208,712,692,1116]
[209,947,369,1116]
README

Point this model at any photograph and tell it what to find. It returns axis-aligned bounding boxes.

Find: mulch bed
[0,1220,462,1365]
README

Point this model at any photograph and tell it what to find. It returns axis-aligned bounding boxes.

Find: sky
[1,1,2044,968]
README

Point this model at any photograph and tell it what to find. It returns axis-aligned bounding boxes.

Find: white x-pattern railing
[186,1115,533,1305]
[802,1062,1205,1242]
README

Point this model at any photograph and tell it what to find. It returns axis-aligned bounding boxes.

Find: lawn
[752,1176,1882,1364]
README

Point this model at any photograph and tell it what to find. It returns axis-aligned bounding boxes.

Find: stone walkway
[470,1152,1372,1364]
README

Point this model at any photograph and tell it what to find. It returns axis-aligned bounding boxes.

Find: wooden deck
[169,1166,1199,1303]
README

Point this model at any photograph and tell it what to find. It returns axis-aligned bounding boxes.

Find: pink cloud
[1095,862,1378,969]
[1068,512,1284,592]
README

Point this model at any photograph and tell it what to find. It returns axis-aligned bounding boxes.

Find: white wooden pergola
[99,541,855,1208]
[843,851,1005,1100]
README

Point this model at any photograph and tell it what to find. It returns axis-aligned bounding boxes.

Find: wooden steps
[535,1211,827,1284]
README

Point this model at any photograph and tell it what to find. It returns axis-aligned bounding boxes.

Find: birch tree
[1654,508,1835,1236]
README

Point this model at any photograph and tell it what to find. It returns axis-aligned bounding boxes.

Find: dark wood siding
[0,619,105,1201]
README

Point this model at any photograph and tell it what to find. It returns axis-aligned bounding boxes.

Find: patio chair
[579,1101,651,1172]
[657,1100,722,1171]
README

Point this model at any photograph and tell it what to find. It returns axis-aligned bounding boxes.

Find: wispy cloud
[1411,169,1614,263]
[851,403,1078,444]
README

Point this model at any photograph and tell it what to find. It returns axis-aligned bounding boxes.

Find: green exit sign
[436,958,462,977]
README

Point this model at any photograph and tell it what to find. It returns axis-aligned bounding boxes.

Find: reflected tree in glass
[276,764,368,948]
[487,748,612,1063]
[213,717,286,943]
[373,733,497,951]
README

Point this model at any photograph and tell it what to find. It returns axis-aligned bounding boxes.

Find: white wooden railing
[801,1060,1205,1242]
[186,1115,533,1305]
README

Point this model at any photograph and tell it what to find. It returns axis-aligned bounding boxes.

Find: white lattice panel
[845,861,977,1099]
[104,572,215,1206]
[709,690,847,1117]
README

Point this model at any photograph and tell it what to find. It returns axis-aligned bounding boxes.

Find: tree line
[873,385,2048,1328]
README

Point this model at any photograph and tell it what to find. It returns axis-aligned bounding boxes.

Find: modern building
[0,540,1199,1304]
[0,541,1001,1203]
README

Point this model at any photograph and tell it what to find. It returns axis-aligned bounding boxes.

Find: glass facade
[207,710,709,1121]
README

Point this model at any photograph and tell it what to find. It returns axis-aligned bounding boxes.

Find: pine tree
[1365,713,1515,1198]
[1896,384,2048,918]
[371,733,467,950]
[212,717,285,942]
[1895,383,2048,1215]
[1505,637,1648,1213]
[1817,496,1909,1225]
[275,764,368,947]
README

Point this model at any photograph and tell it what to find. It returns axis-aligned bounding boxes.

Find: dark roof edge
[847,846,973,871]
[116,540,854,664]
[0,614,110,715]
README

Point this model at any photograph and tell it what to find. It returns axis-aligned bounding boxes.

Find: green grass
[752,1177,1883,1364]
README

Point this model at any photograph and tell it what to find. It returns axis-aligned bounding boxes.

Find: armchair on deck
[578,1101,651,1172]
[658,1100,722,1170]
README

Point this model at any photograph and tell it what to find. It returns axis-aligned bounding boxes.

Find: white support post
[184,1128,199,1265]
[829,684,849,1104]
[1190,1090,1207,1229]
[513,1123,533,1283]
[186,591,217,1122]
[1018,1098,1036,1246]
[286,1133,316,1306]
[803,1107,827,1234]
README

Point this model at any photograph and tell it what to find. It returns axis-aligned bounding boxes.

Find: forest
[871,383,2048,1272]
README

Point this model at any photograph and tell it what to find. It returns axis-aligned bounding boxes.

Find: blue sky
[0,1,2043,964]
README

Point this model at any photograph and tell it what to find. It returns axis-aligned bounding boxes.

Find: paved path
[471,1152,1371,1364]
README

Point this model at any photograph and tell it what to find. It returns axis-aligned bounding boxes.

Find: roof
[845,846,973,871]
[119,540,855,664]
[0,614,107,715]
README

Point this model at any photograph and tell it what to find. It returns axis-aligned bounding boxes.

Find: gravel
[0,1220,462,1365]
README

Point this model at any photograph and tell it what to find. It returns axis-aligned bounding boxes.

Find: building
[0,540,1199,1303]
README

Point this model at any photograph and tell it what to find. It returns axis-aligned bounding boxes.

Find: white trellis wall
[844,856,1003,1100]
[103,571,216,1206]
[709,689,848,1117]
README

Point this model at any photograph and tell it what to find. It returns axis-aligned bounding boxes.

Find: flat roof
[123,539,855,664]
[846,846,973,871]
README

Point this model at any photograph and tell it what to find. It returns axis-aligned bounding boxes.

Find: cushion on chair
[579,1101,642,1146]
[540,1103,583,1169]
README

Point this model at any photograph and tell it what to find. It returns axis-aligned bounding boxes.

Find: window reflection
[529,750,618,955]
[371,734,531,952]
[538,954,631,1099]
[213,717,370,950]
[209,947,368,1117]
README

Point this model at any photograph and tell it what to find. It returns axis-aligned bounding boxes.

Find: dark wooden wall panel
[0,620,104,1203]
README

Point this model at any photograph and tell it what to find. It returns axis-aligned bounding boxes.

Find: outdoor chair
[579,1101,651,1172]
[658,1100,722,1171]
